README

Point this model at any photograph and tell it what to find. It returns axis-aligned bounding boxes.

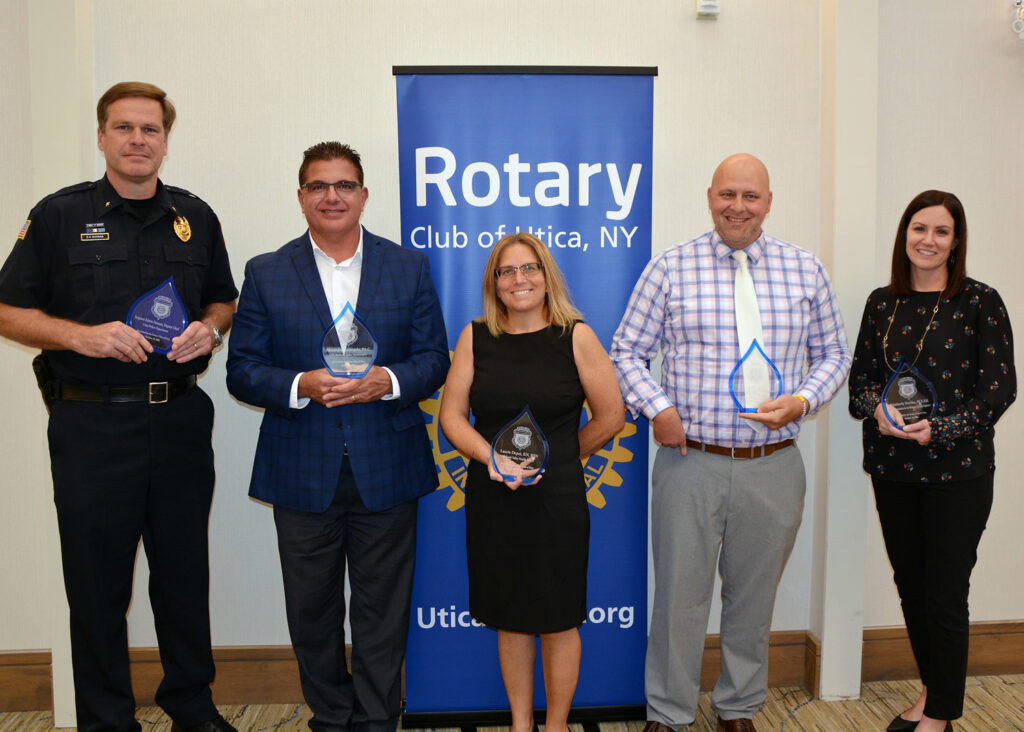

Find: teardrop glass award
[320,301,378,378]
[881,357,937,429]
[728,339,783,412]
[126,277,189,355]
[490,406,549,485]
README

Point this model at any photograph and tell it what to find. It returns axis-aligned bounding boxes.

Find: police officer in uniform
[0,82,238,732]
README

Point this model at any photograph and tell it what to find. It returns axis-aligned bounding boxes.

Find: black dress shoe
[170,716,238,732]
[886,713,917,731]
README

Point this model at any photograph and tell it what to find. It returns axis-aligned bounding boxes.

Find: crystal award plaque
[728,339,783,412]
[490,406,549,485]
[126,277,189,355]
[881,357,937,429]
[321,302,378,378]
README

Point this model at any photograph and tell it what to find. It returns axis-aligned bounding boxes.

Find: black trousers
[48,389,219,732]
[273,457,418,732]
[872,473,994,720]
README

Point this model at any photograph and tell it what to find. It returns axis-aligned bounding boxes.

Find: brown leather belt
[56,375,197,404]
[685,438,794,460]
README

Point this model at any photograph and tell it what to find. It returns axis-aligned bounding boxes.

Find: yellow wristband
[792,394,809,418]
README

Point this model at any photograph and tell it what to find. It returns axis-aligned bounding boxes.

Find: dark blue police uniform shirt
[0,176,238,385]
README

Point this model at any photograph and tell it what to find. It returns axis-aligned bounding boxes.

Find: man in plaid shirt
[611,154,851,732]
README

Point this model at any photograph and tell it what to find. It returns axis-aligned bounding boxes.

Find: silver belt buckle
[148,381,169,404]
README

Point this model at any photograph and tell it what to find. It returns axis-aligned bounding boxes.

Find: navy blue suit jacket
[226,228,449,513]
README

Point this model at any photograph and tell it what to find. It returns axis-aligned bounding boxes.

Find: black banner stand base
[402,704,646,730]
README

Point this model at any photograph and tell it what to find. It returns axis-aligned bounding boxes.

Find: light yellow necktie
[733,250,769,430]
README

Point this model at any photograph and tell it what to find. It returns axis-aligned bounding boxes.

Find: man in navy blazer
[226,142,448,732]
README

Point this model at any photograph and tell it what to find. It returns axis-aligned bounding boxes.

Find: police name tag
[80,222,109,241]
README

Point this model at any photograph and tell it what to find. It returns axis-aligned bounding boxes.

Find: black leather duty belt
[685,438,794,460]
[55,375,197,404]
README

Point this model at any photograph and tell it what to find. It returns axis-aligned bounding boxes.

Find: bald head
[708,154,773,249]
[711,154,770,190]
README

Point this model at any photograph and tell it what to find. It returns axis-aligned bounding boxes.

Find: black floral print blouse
[849,279,1016,482]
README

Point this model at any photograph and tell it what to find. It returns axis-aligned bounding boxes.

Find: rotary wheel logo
[419,382,635,512]
[580,402,635,508]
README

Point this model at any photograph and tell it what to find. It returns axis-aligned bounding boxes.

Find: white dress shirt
[289,228,400,408]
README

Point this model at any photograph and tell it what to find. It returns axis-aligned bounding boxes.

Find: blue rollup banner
[398,70,653,715]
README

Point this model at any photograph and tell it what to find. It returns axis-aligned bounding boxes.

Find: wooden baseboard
[699,630,810,691]
[805,630,822,699]
[3,621,1022,712]
[128,646,306,706]
[861,620,1024,682]
[0,652,51,712]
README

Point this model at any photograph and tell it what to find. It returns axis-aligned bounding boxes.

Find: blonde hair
[479,231,582,337]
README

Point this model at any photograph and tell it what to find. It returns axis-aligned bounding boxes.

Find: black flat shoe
[886,713,918,732]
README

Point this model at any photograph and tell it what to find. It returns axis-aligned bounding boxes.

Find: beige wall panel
[0,0,51,652]
[865,0,1024,627]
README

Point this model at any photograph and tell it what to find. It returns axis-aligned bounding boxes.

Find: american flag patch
[17,219,30,239]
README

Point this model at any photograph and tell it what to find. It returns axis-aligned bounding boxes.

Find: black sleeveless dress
[465,320,590,633]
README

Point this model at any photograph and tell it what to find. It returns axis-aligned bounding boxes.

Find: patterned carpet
[1,675,1022,731]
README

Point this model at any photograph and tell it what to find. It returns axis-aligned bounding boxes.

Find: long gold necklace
[881,292,943,372]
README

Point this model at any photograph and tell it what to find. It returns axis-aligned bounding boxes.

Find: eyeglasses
[300,180,362,196]
[495,262,544,279]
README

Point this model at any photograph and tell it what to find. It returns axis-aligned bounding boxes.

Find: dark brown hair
[298,142,364,186]
[889,189,967,298]
[96,82,176,134]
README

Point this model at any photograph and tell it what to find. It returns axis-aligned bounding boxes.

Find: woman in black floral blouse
[849,190,1016,732]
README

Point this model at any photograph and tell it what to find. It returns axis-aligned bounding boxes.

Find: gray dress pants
[645,444,805,725]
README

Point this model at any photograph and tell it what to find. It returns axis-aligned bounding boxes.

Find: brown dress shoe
[717,718,757,732]
[643,721,676,732]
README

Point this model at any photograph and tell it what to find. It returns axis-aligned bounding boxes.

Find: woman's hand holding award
[881,357,937,430]
[491,406,549,487]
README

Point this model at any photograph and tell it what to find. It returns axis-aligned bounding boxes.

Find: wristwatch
[206,322,224,348]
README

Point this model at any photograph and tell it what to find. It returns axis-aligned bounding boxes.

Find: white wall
[865,1,1024,626]
[91,0,825,646]
[0,0,52,653]
[0,0,1020,678]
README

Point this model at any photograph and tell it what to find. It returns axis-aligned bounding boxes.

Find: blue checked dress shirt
[611,231,852,448]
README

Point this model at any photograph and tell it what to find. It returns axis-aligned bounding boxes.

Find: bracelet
[792,394,809,418]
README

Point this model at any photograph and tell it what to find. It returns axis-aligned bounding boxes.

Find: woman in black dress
[439,231,623,732]
[849,191,1016,732]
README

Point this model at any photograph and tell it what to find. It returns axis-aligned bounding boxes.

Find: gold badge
[173,215,191,242]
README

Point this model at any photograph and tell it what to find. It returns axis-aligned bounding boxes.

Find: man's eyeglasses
[495,262,544,279]
[301,180,362,196]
